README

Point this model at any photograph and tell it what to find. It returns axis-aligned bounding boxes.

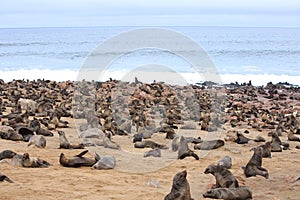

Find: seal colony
[0,79,299,199]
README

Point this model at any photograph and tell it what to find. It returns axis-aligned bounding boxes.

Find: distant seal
[194,140,225,150]
[203,186,252,200]
[59,150,98,168]
[259,142,272,158]
[144,148,161,157]
[22,153,51,168]
[268,131,282,152]
[58,130,84,149]
[134,140,168,149]
[236,133,251,144]
[217,155,232,169]
[204,164,239,188]
[243,147,269,179]
[103,136,121,150]
[178,137,199,160]
[288,132,300,142]
[0,150,17,160]
[164,170,194,200]
[0,173,13,183]
[92,155,116,170]
[28,135,46,148]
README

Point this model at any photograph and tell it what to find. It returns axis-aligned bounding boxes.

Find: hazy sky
[0,0,299,28]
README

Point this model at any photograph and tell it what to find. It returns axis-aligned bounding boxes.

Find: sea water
[0,26,299,86]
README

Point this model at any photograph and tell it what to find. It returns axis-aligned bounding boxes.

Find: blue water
[0,26,299,76]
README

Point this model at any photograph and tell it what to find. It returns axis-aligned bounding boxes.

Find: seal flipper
[94,152,101,161]
[76,150,89,157]
[0,174,13,183]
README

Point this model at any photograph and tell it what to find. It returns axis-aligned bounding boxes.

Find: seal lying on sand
[0,173,13,183]
[0,150,17,160]
[194,140,225,150]
[58,131,84,149]
[204,164,239,188]
[178,137,199,160]
[22,153,51,168]
[203,186,252,200]
[144,148,161,157]
[28,135,46,148]
[164,170,194,200]
[134,140,168,149]
[92,155,116,170]
[59,150,99,168]
[243,147,269,179]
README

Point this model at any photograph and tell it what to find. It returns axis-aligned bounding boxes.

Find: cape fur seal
[178,137,199,160]
[164,170,194,200]
[134,140,168,149]
[59,150,99,168]
[92,155,116,170]
[22,153,51,168]
[194,140,225,150]
[28,135,46,148]
[217,155,232,169]
[144,148,161,157]
[0,173,13,183]
[58,130,84,149]
[203,186,252,200]
[243,147,269,179]
[0,150,17,160]
[204,164,239,188]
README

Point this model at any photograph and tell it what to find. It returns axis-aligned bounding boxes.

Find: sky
[0,0,299,28]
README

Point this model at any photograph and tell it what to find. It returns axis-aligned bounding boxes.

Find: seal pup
[164,170,194,200]
[0,150,17,160]
[0,173,13,183]
[243,147,269,179]
[58,130,84,149]
[22,153,51,168]
[203,186,252,200]
[134,140,168,150]
[178,137,199,160]
[92,155,116,170]
[217,155,232,169]
[204,164,239,188]
[144,148,161,157]
[59,150,98,168]
[194,140,225,150]
[28,135,46,148]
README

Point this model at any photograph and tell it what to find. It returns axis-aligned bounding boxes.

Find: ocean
[0,26,299,86]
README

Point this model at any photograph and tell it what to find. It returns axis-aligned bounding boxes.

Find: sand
[0,117,299,200]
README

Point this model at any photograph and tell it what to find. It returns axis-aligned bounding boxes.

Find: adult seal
[204,164,239,188]
[59,150,99,168]
[203,186,252,200]
[243,147,269,179]
[164,170,194,200]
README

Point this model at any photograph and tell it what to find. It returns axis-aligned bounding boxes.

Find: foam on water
[1,69,299,86]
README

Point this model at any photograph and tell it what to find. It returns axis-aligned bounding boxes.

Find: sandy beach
[0,79,299,200]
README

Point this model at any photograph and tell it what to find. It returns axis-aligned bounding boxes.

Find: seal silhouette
[204,164,239,188]
[243,147,269,179]
[164,170,194,200]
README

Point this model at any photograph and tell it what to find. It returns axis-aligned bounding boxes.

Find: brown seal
[243,147,269,179]
[194,140,224,150]
[178,137,199,160]
[259,141,272,158]
[0,150,17,160]
[204,164,239,188]
[203,186,252,200]
[134,140,168,149]
[164,170,194,200]
[59,150,98,168]
[0,173,13,183]
[22,153,51,168]
[58,130,84,149]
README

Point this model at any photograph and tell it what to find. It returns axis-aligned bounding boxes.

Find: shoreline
[1,69,300,87]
